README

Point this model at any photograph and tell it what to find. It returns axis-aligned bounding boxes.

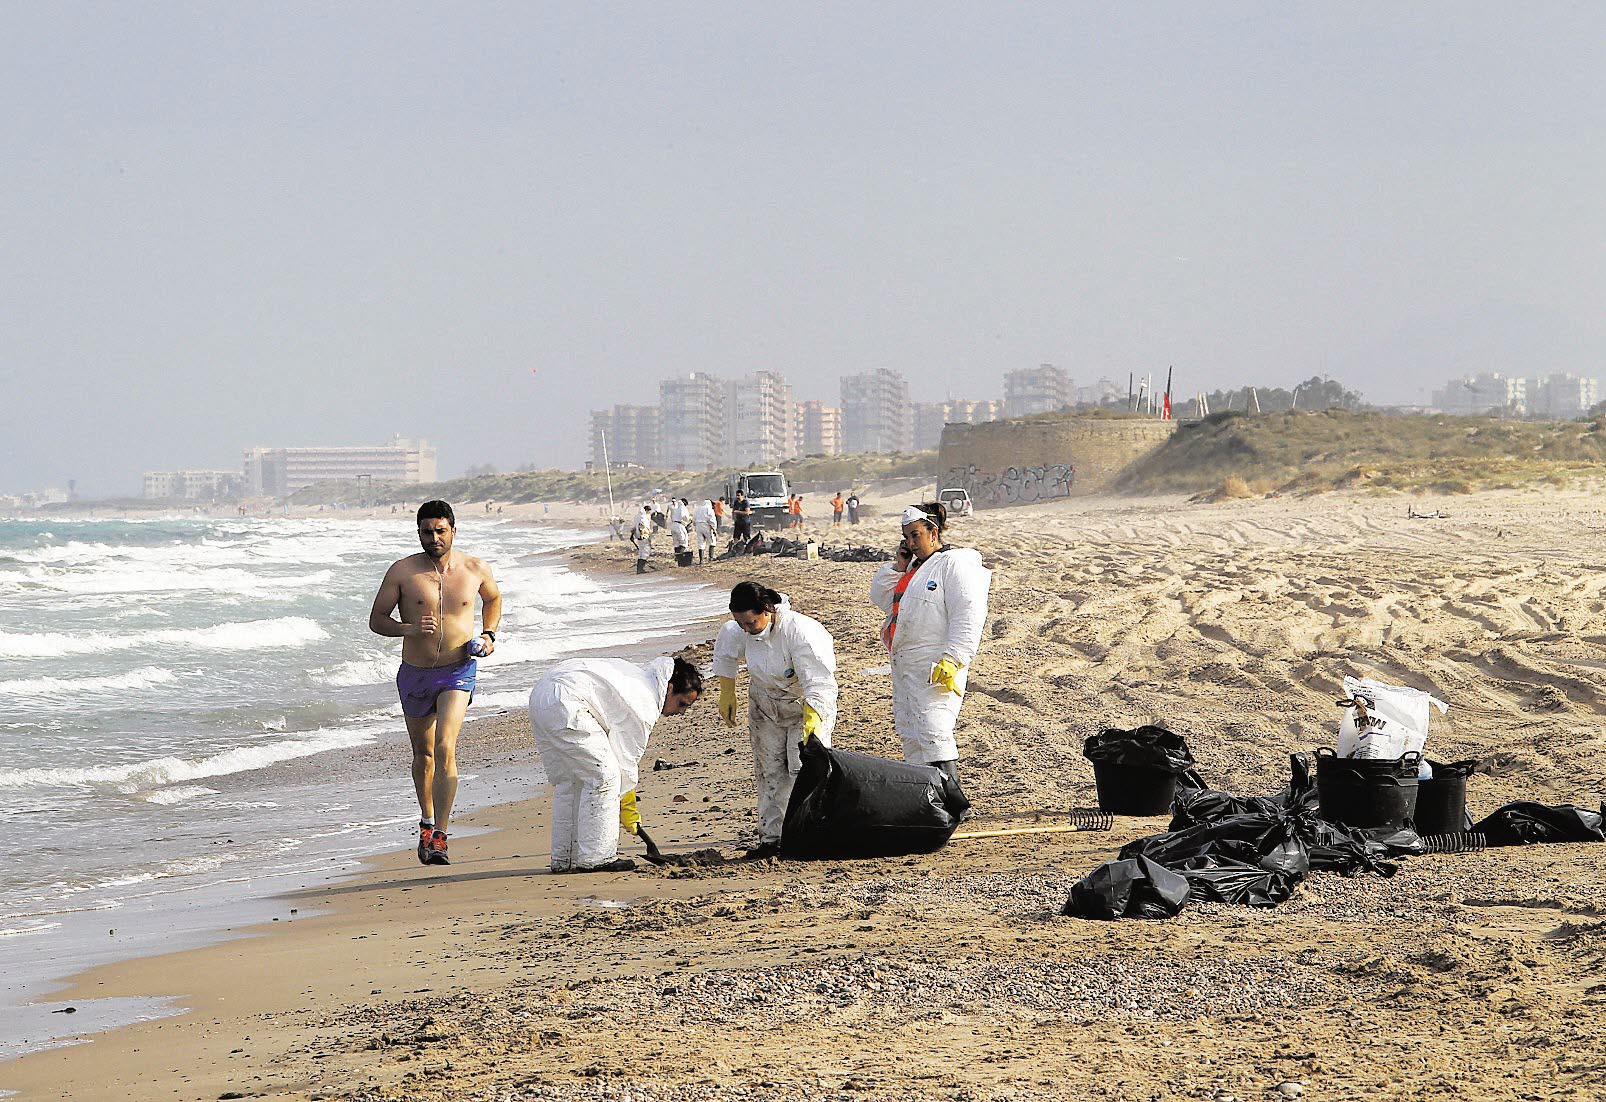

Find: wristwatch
[481,629,496,642]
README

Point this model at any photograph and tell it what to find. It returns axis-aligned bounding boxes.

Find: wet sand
[6,487,1606,1101]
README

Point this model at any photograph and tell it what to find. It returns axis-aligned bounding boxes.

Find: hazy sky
[3,3,1603,496]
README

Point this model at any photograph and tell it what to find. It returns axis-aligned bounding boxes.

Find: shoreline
[5,488,1606,1101]
[0,534,729,1080]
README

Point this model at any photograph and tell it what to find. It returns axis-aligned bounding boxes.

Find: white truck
[725,470,790,531]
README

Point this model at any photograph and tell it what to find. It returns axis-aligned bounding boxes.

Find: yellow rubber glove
[716,676,737,726]
[929,655,964,695]
[619,789,641,835]
[801,703,822,743]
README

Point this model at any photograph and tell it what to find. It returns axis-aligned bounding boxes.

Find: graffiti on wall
[946,463,1074,508]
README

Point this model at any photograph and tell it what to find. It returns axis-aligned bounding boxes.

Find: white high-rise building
[795,401,842,456]
[243,438,436,496]
[840,369,913,454]
[590,405,662,468]
[1528,373,1600,419]
[659,373,726,470]
[1431,373,1526,416]
[1004,364,1073,417]
[723,372,797,467]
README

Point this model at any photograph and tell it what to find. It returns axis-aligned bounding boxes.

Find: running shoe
[426,829,450,866]
[417,824,433,865]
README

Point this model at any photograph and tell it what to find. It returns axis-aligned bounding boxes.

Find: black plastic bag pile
[1474,802,1606,845]
[818,545,893,563]
[1065,753,1398,920]
[780,736,971,860]
[1081,725,1206,790]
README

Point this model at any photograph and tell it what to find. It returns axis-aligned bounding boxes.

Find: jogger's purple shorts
[397,657,477,718]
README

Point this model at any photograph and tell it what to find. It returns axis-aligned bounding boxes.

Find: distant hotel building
[1004,364,1073,417]
[841,368,913,454]
[1529,373,1599,419]
[142,469,244,500]
[795,401,842,456]
[658,372,727,470]
[723,371,797,468]
[243,437,436,496]
[590,404,662,468]
[912,399,1004,451]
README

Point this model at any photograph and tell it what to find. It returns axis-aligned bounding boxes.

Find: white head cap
[901,505,933,526]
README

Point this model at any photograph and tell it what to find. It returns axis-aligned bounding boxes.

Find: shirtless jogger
[369,500,502,866]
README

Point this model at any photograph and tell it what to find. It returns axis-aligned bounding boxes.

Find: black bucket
[1315,748,1420,831]
[1092,762,1177,816]
[1415,765,1470,835]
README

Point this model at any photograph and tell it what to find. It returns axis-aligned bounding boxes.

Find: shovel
[635,824,668,866]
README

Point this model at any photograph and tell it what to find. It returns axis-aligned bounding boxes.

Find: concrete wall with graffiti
[937,417,1176,508]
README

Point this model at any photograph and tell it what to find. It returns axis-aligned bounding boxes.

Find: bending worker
[712,582,838,859]
[870,503,991,791]
[528,656,704,873]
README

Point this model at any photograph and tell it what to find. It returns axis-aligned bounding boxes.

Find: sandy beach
[7,486,1606,1102]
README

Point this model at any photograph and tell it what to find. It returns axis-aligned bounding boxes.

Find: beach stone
[1277,1085,1305,1099]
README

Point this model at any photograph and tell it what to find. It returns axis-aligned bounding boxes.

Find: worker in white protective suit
[692,499,717,564]
[631,505,654,574]
[869,502,991,793]
[528,656,703,872]
[712,581,838,859]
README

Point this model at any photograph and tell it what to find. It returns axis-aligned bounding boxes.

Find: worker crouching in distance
[870,503,991,794]
[528,656,703,873]
[712,582,839,860]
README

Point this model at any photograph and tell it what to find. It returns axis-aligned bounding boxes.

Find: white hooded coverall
[870,547,991,765]
[528,657,672,871]
[693,500,717,558]
[711,597,838,844]
[632,511,652,562]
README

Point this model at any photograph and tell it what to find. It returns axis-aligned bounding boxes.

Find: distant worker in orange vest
[788,494,803,530]
[830,492,845,527]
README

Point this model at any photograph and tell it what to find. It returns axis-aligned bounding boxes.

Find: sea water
[0,514,719,1061]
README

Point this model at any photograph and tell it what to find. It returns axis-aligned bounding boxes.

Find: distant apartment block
[1076,378,1127,406]
[1529,373,1600,419]
[142,469,244,500]
[243,437,436,496]
[1431,374,1527,417]
[1004,364,1073,417]
[795,401,842,456]
[724,371,797,467]
[659,372,726,470]
[840,369,913,454]
[912,399,1005,451]
[590,404,662,468]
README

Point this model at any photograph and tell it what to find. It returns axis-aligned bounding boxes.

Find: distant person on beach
[632,506,654,574]
[831,491,845,527]
[713,582,838,859]
[713,497,726,535]
[846,492,860,525]
[528,656,703,873]
[788,494,803,530]
[732,493,753,542]
[368,500,503,867]
[693,499,717,564]
[869,502,991,796]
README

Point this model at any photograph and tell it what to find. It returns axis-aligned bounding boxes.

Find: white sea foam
[0,617,329,659]
[0,727,377,791]
[14,564,334,596]
[313,654,399,688]
[139,785,218,806]
[0,666,180,697]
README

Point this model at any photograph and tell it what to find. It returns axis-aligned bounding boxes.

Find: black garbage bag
[1166,856,1303,907]
[1064,855,1191,920]
[1083,725,1204,787]
[1168,788,1283,831]
[780,737,971,860]
[1472,801,1606,846]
